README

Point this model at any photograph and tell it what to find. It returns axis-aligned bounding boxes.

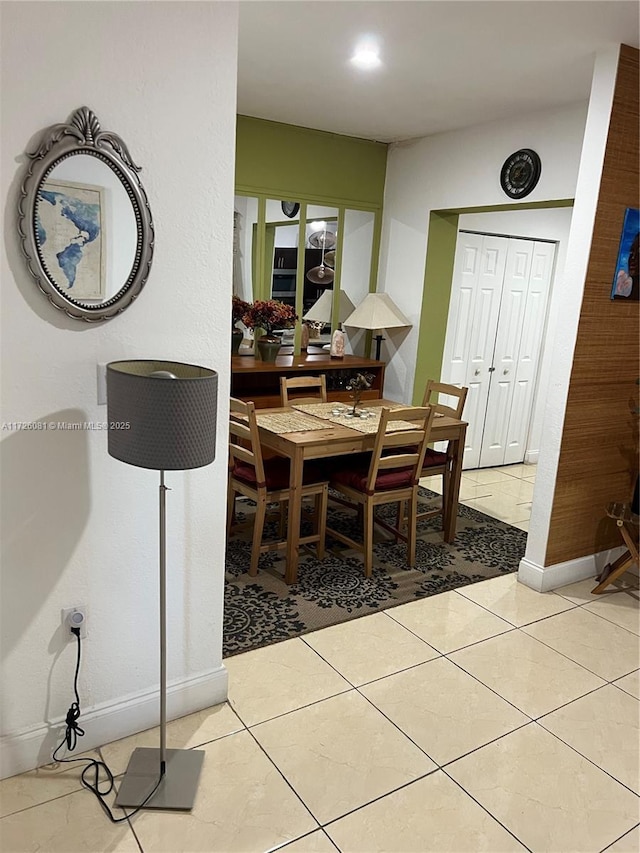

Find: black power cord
[52,627,163,822]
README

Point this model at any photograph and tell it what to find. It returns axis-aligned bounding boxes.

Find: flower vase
[256,334,281,363]
[231,328,243,355]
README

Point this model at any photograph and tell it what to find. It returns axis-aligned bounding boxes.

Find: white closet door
[478,239,534,467]
[503,241,555,464]
[442,233,508,468]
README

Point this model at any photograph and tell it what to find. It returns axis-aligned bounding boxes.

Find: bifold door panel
[442,232,554,469]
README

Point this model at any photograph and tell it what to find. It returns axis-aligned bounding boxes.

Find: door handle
[488,367,495,373]
[474,369,480,376]
[503,369,509,375]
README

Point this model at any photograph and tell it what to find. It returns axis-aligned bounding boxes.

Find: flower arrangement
[232,295,251,328]
[346,372,375,415]
[242,299,298,336]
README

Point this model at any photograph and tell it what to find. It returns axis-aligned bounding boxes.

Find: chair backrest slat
[280,375,327,406]
[229,397,265,483]
[366,406,434,490]
[422,380,467,419]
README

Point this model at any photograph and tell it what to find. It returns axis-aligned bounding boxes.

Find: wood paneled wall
[546,45,639,565]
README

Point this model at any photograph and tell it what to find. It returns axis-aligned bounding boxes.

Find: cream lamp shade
[302,290,356,325]
[343,293,412,360]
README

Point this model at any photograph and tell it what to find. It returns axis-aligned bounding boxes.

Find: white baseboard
[524,449,539,464]
[0,665,228,781]
[518,546,626,592]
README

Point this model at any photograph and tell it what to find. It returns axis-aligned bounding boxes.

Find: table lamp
[302,290,356,327]
[107,360,218,810]
[343,292,412,360]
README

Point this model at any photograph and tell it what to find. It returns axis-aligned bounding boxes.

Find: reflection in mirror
[18,106,154,322]
[303,206,338,340]
[341,209,375,354]
[233,195,258,302]
[37,156,137,306]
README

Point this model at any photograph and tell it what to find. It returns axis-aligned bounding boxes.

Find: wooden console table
[231,346,385,409]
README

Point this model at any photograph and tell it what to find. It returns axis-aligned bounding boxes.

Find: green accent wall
[236,116,387,207]
[413,212,460,403]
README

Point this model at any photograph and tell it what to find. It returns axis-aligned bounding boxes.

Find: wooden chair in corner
[280,374,327,406]
[227,397,328,577]
[326,406,435,577]
[398,380,468,534]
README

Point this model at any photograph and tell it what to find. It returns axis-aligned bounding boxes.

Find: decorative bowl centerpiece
[346,372,375,416]
[242,299,298,362]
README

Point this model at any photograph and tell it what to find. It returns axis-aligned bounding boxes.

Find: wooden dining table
[254,399,468,584]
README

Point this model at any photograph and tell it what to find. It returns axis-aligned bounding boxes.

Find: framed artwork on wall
[611,207,639,301]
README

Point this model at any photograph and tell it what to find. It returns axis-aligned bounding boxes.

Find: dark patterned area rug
[224,488,527,658]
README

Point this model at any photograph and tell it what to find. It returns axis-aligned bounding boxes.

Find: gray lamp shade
[107,360,218,471]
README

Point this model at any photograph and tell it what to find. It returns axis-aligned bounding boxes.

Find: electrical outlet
[62,606,88,640]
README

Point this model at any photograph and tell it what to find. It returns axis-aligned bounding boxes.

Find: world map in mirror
[36,179,105,299]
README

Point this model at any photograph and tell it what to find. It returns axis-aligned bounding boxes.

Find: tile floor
[2,573,639,852]
[421,461,538,531]
[2,463,639,852]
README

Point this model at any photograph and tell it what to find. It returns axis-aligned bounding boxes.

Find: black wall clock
[281,201,300,218]
[500,149,542,199]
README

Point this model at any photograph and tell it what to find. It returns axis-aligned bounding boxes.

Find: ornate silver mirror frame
[18,106,154,322]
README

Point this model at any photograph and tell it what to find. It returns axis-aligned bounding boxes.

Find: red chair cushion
[422,448,448,469]
[232,458,326,490]
[331,465,415,493]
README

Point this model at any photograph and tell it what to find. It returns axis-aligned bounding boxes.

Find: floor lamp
[107,360,218,811]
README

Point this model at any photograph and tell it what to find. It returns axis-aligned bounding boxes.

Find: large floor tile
[302,611,438,686]
[493,478,535,502]
[553,577,616,605]
[131,729,316,852]
[225,637,350,726]
[100,702,244,775]
[0,749,101,818]
[457,572,576,626]
[614,669,640,699]
[361,657,529,765]
[251,690,435,824]
[605,824,640,852]
[523,607,640,682]
[538,685,640,794]
[279,830,340,852]
[447,724,640,853]
[388,589,514,653]
[0,787,139,852]
[462,468,517,486]
[458,479,494,501]
[492,464,537,479]
[449,630,605,718]
[584,590,640,636]
[462,493,531,524]
[325,770,526,852]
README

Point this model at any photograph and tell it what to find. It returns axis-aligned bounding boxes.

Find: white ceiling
[237,1,639,143]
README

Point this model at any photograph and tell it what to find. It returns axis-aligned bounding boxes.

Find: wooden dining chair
[411,380,468,529]
[280,374,327,406]
[227,397,329,576]
[325,406,435,577]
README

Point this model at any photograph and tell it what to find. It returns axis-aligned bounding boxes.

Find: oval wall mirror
[18,106,154,322]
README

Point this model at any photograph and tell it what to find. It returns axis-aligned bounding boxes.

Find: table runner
[292,402,419,434]
[255,411,333,433]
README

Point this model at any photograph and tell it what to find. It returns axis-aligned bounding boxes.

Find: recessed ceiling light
[350,40,381,70]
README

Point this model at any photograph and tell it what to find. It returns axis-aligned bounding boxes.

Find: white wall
[456,207,574,459]
[379,101,588,406]
[0,1,239,777]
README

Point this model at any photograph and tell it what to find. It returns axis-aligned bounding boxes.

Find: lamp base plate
[114,747,204,810]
